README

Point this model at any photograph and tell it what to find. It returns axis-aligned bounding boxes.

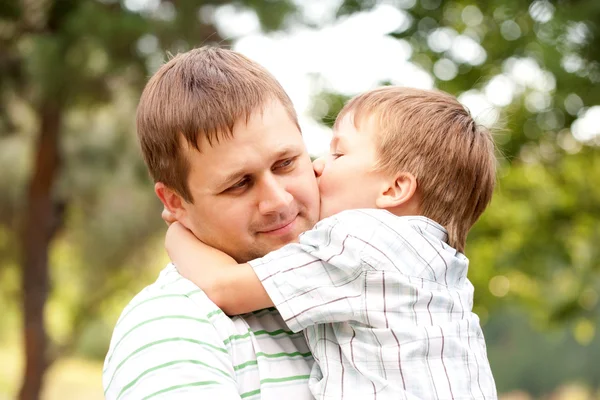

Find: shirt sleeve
[103,295,241,400]
[249,214,367,333]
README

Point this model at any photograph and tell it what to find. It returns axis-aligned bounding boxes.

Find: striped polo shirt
[250,209,497,399]
[103,264,314,399]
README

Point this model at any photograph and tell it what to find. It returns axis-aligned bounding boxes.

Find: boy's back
[250,209,497,399]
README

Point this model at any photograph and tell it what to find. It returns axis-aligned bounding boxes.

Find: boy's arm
[248,213,367,333]
[165,222,273,315]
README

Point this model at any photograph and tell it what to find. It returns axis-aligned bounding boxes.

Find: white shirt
[103,264,314,399]
[250,209,497,400]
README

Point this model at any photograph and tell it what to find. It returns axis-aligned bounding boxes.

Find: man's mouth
[259,215,298,236]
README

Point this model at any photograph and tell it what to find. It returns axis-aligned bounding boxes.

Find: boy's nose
[313,157,325,178]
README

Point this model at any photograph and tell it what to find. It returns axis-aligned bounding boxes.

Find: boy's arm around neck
[210,263,274,315]
[165,222,273,315]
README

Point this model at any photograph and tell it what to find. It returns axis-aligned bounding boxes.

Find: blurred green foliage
[0,0,599,398]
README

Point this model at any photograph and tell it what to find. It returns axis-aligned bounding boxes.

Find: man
[103,47,320,399]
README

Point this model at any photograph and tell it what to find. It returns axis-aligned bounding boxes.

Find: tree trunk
[18,100,62,400]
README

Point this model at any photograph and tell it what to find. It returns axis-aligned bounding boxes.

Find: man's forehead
[183,109,269,153]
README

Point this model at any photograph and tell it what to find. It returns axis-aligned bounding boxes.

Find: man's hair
[336,86,496,252]
[136,47,298,203]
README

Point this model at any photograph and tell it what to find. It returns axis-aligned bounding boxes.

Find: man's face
[313,114,388,219]
[179,101,320,262]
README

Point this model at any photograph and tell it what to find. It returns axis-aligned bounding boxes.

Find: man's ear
[375,172,418,209]
[155,182,188,221]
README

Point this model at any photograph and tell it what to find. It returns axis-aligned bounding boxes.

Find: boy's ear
[375,172,418,209]
[155,182,188,221]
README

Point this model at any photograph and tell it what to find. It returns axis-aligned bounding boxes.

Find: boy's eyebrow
[330,136,340,149]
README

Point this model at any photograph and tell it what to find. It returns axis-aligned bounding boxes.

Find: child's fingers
[161,207,177,226]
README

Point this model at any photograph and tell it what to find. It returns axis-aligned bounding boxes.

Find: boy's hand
[161,207,177,226]
[165,222,237,292]
[164,222,273,315]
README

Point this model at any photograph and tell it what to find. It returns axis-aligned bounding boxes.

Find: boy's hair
[337,86,496,252]
[136,47,298,203]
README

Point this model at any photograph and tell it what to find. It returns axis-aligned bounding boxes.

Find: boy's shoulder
[317,208,394,228]
[320,209,449,244]
[315,210,465,279]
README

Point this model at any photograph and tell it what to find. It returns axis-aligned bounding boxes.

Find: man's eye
[275,158,294,170]
[229,178,249,190]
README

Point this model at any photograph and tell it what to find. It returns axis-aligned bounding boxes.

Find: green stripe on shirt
[207,309,223,318]
[238,375,310,399]
[142,381,221,399]
[261,374,311,384]
[118,359,234,399]
[106,315,212,366]
[224,328,297,345]
[234,351,312,371]
[105,337,229,394]
[114,290,203,329]
[240,388,261,398]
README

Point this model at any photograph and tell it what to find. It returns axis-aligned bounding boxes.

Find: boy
[166,86,498,399]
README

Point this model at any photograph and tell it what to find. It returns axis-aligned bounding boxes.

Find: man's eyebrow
[272,145,300,160]
[217,169,247,190]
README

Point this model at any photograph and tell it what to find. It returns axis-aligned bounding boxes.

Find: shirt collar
[407,216,448,243]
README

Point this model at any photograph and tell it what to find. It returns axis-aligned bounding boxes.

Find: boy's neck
[382,196,422,217]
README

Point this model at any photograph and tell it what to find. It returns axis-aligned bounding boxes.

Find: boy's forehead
[335,112,354,129]
[332,114,353,136]
[332,112,364,137]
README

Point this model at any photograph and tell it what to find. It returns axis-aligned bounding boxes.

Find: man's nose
[313,157,325,178]
[257,175,293,215]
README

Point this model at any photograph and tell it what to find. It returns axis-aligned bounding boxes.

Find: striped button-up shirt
[250,209,497,400]
[103,265,314,399]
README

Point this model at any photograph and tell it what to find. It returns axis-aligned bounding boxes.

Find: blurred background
[1,0,599,399]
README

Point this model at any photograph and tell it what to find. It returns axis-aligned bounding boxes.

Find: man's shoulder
[133,263,205,299]
[103,265,241,399]
[118,264,219,320]
[105,264,227,359]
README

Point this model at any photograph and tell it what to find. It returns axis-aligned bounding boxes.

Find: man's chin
[246,229,303,260]
[261,232,299,251]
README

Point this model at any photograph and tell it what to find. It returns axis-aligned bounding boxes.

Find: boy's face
[176,101,320,263]
[314,114,390,219]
